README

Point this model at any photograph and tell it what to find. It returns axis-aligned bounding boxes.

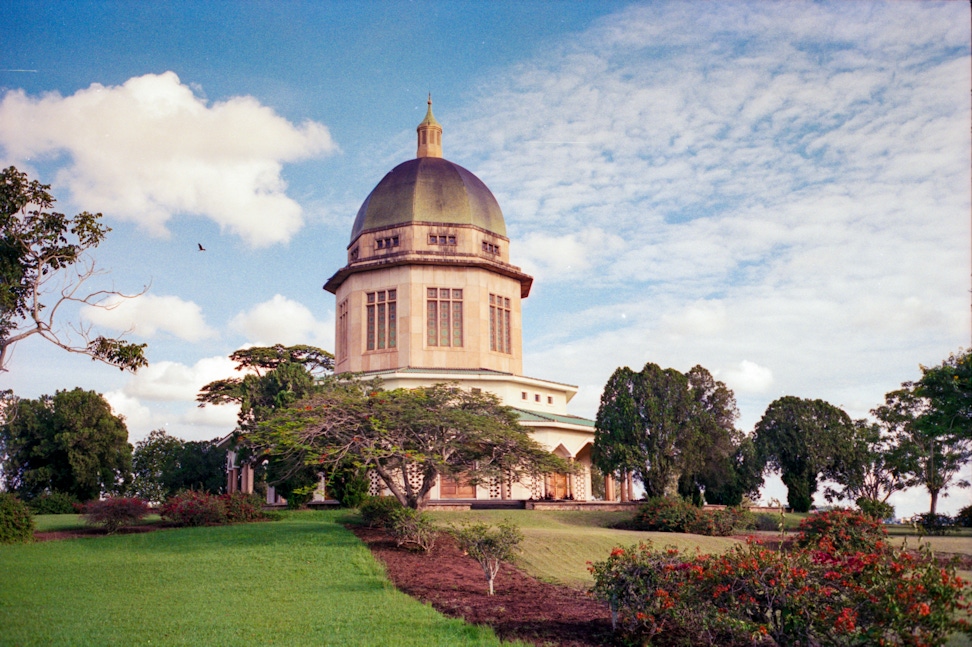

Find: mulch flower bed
[350,525,615,647]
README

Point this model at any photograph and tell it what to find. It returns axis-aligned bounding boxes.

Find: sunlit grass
[1,511,518,646]
[426,509,739,589]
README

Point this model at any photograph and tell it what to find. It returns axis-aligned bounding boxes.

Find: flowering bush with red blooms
[796,508,885,553]
[218,492,267,523]
[591,534,970,646]
[83,497,150,533]
[159,491,227,526]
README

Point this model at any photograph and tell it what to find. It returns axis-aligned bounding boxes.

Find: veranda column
[604,473,615,501]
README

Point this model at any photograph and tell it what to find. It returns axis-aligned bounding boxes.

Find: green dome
[350,157,507,243]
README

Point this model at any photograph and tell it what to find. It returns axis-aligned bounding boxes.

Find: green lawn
[1,511,519,647]
[426,509,740,589]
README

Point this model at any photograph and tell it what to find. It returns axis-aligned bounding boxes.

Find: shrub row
[591,509,971,647]
[630,498,750,536]
[26,491,80,515]
[359,496,438,552]
[159,491,270,527]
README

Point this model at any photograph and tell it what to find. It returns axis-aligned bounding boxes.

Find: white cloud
[230,294,333,348]
[0,71,338,247]
[722,360,774,395]
[123,355,243,402]
[471,1,968,447]
[103,390,153,433]
[81,294,217,342]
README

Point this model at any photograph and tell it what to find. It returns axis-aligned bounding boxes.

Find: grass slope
[427,509,740,589]
[0,511,514,647]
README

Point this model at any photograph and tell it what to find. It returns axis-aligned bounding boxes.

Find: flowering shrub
[0,493,34,544]
[796,508,885,553]
[218,492,267,523]
[160,491,227,526]
[590,537,971,646]
[83,497,150,533]
[631,498,748,537]
[389,507,437,552]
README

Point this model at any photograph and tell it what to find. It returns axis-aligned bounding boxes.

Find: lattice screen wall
[368,470,383,496]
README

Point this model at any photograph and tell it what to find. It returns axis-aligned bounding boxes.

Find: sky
[0,1,969,516]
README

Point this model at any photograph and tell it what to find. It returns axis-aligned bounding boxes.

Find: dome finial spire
[416,94,442,158]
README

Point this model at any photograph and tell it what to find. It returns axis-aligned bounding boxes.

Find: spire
[416,94,443,158]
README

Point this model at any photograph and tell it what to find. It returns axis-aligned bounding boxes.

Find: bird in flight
[198,243,206,251]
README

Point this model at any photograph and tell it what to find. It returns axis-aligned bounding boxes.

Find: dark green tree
[0,388,132,501]
[0,166,147,373]
[679,365,762,506]
[166,440,227,494]
[753,396,855,512]
[593,363,703,499]
[253,381,567,509]
[130,429,227,502]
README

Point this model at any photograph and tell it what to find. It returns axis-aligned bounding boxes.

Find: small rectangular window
[521,392,528,400]
[547,396,553,404]
[535,394,540,402]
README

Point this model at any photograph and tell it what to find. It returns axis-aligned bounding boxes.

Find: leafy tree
[130,429,182,503]
[252,381,568,509]
[197,344,331,433]
[593,363,709,499]
[753,396,855,512]
[0,388,132,501]
[130,429,226,502]
[915,349,971,442]
[197,345,332,502]
[873,386,970,515]
[0,166,147,373]
[451,520,523,595]
[822,419,908,507]
[680,366,762,506]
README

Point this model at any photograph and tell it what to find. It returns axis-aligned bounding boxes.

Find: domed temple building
[322,99,599,502]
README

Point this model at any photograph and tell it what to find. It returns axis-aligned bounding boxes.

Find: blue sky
[1,1,969,515]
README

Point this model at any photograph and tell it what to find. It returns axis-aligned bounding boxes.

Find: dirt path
[351,525,614,647]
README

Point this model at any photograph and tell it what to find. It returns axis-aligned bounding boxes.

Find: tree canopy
[197,344,333,434]
[0,388,132,501]
[0,166,147,373]
[130,429,227,503]
[873,384,970,515]
[592,362,756,502]
[754,396,856,512]
[252,380,567,509]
